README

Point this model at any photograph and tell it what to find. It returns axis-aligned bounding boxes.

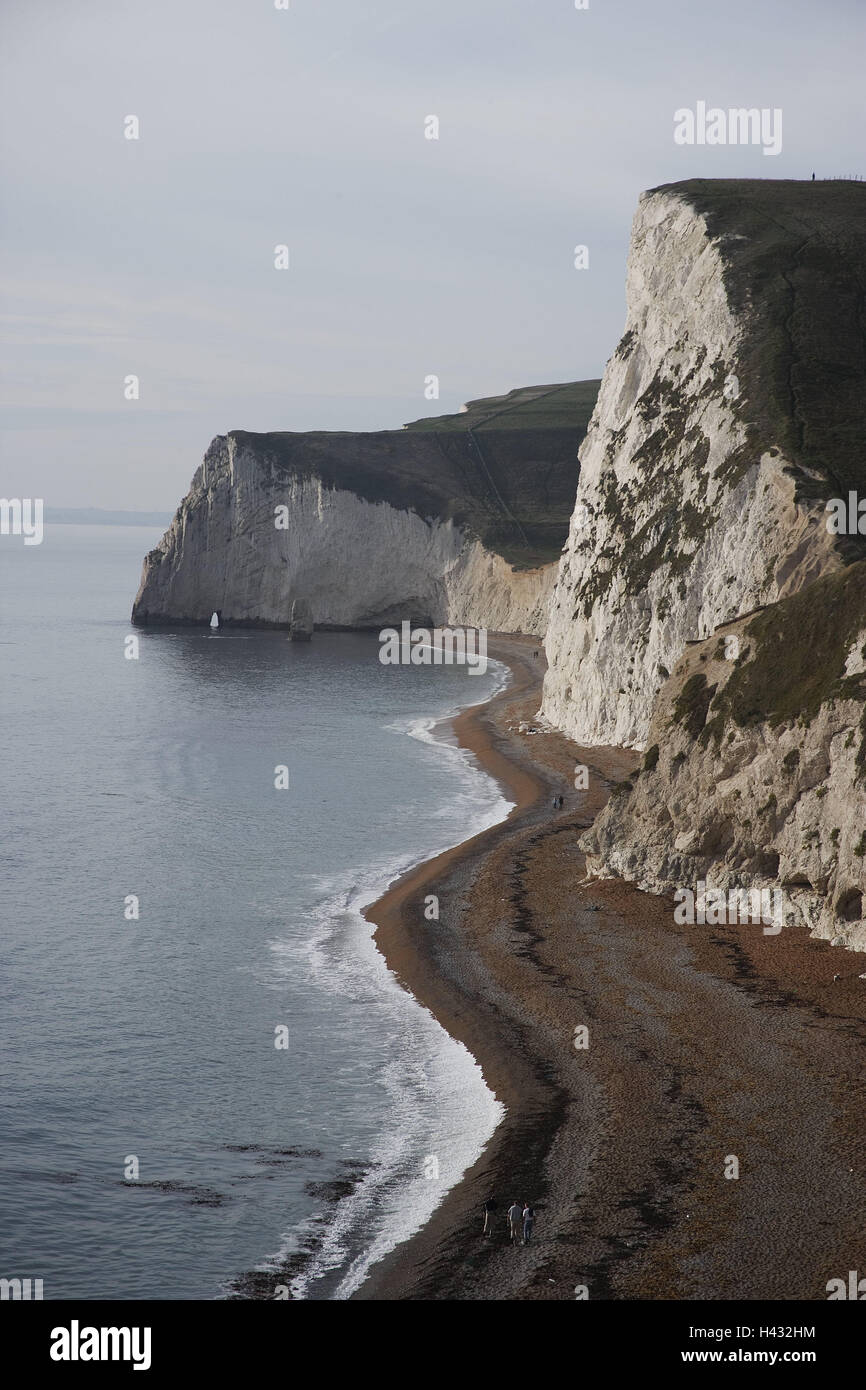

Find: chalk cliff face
[542,180,866,748]
[581,563,866,951]
[546,179,866,949]
[132,382,598,638]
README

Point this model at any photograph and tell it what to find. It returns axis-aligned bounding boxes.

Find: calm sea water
[0,525,508,1299]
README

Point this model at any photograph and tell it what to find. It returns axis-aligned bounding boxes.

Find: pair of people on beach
[482,1197,534,1244]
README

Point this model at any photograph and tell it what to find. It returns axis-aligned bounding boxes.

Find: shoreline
[222,640,536,1303]
[356,636,866,1301]
[355,634,626,1299]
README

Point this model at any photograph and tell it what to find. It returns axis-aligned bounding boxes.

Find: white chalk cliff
[133,383,597,638]
[545,178,866,949]
[134,435,557,635]
[542,183,852,748]
[581,567,866,951]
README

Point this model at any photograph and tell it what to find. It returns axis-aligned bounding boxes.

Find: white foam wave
[260,671,513,1298]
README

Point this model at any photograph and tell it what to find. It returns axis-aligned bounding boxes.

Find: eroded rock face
[132,436,559,636]
[132,383,599,638]
[545,179,866,950]
[542,181,865,749]
[581,563,866,951]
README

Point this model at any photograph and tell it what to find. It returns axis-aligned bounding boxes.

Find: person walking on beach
[482,1196,497,1238]
[522,1202,535,1245]
[508,1200,523,1244]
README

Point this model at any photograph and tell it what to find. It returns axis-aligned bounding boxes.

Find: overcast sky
[1,0,863,510]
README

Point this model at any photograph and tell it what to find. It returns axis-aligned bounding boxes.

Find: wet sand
[355,636,866,1300]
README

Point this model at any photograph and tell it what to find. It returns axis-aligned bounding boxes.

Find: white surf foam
[260,667,513,1298]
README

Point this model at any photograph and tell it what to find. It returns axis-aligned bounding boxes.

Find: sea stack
[289,597,314,641]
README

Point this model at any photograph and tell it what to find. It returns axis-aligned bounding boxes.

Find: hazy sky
[2,0,863,509]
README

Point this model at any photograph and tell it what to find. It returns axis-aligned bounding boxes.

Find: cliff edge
[545,179,866,949]
[132,381,599,637]
[543,179,866,747]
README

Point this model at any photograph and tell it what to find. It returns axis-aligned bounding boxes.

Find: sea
[0,524,510,1299]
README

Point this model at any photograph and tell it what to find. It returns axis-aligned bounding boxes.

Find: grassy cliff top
[402,379,601,433]
[225,379,600,567]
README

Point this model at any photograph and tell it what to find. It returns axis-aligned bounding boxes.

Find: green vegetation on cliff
[403,380,600,434]
[698,561,866,771]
